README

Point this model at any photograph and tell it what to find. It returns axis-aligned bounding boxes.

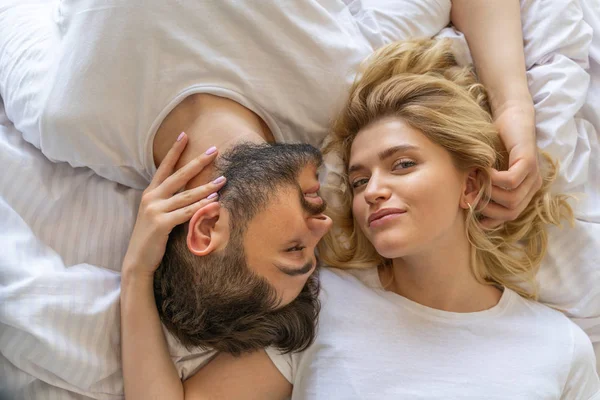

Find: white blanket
[1,0,599,398]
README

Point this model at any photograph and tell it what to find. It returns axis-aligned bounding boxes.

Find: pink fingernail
[177,132,186,142]
[205,146,217,155]
[212,176,225,184]
[207,192,218,200]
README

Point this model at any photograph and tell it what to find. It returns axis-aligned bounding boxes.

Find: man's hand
[480,102,543,228]
[122,133,226,276]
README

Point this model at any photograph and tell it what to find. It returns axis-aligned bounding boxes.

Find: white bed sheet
[1,0,599,398]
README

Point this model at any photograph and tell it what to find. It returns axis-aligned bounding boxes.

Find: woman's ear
[187,202,230,256]
[461,168,483,209]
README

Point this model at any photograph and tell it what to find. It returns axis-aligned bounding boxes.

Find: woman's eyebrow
[348,144,419,175]
[348,163,365,175]
[377,144,419,161]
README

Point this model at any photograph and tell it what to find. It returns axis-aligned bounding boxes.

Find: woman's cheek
[352,197,364,223]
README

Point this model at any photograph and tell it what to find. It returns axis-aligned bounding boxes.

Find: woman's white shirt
[267,267,600,399]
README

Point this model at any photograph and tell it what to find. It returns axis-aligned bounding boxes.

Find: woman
[121,38,600,398]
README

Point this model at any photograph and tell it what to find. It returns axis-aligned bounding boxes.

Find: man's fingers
[490,159,530,191]
[164,176,226,212]
[148,132,188,191]
[158,147,218,196]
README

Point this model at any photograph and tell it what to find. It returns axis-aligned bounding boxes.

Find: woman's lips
[368,208,406,227]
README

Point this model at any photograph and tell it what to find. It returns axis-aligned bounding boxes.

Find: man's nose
[307,213,332,239]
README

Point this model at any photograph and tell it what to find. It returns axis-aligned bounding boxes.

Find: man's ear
[461,168,483,209]
[187,202,230,256]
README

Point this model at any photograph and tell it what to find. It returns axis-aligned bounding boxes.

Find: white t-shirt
[267,268,600,399]
[0,0,450,189]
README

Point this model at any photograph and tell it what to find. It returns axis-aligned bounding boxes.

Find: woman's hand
[452,0,542,228]
[122,133,226,277]
[480,102,543,228]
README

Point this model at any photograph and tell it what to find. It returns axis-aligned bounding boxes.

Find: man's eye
[286,246,306,252]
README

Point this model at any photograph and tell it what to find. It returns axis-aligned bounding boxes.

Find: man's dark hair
[154,143,323,356]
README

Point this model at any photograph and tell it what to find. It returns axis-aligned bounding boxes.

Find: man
[153,141,332,355]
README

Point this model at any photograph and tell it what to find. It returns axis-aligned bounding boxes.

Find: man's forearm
[121,268,184,400]
[451,0,532,115]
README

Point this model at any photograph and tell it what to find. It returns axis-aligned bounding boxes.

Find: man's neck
[383,221,502,313]
[153,93,274,188]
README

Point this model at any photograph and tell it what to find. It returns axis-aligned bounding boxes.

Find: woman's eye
[393,159,416,170]
[286,246,305,252]
[351,178,369,189]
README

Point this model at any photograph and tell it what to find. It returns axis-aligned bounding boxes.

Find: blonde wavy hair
[320,38,573,300]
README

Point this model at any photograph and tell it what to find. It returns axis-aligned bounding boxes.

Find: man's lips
[368,208,406,227]
[304,183,323,206]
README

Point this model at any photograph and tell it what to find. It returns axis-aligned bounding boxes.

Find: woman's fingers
[490,159,530,191]
[478,201,513,228]
[158,145,219,197]
[488,176,529,210]
[148,132,188,191]
[164,176,226,212]
[479,184,537,228]
[167,197,221,227]
[483,166,542,226]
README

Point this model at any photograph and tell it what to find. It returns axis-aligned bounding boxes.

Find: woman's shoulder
[506,288,572,322]
[505,290,599,390]
[316,267,386,319]
[320,266,382,291]
[561,321,600,397]
[506,290,587,334]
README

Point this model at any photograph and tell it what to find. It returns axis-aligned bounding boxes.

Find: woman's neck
[153,93,274,188]
[382,223,502,313]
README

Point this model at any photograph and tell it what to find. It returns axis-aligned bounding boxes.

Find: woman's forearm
[451,0,532,115]
[121,267,184,400]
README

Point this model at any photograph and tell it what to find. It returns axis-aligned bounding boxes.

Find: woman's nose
[363,175,391,204]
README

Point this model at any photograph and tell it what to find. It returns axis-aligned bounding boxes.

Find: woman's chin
[373,242,409,260]
[368,230,409,258]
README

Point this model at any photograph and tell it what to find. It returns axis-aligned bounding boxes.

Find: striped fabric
[0,109,215,399]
